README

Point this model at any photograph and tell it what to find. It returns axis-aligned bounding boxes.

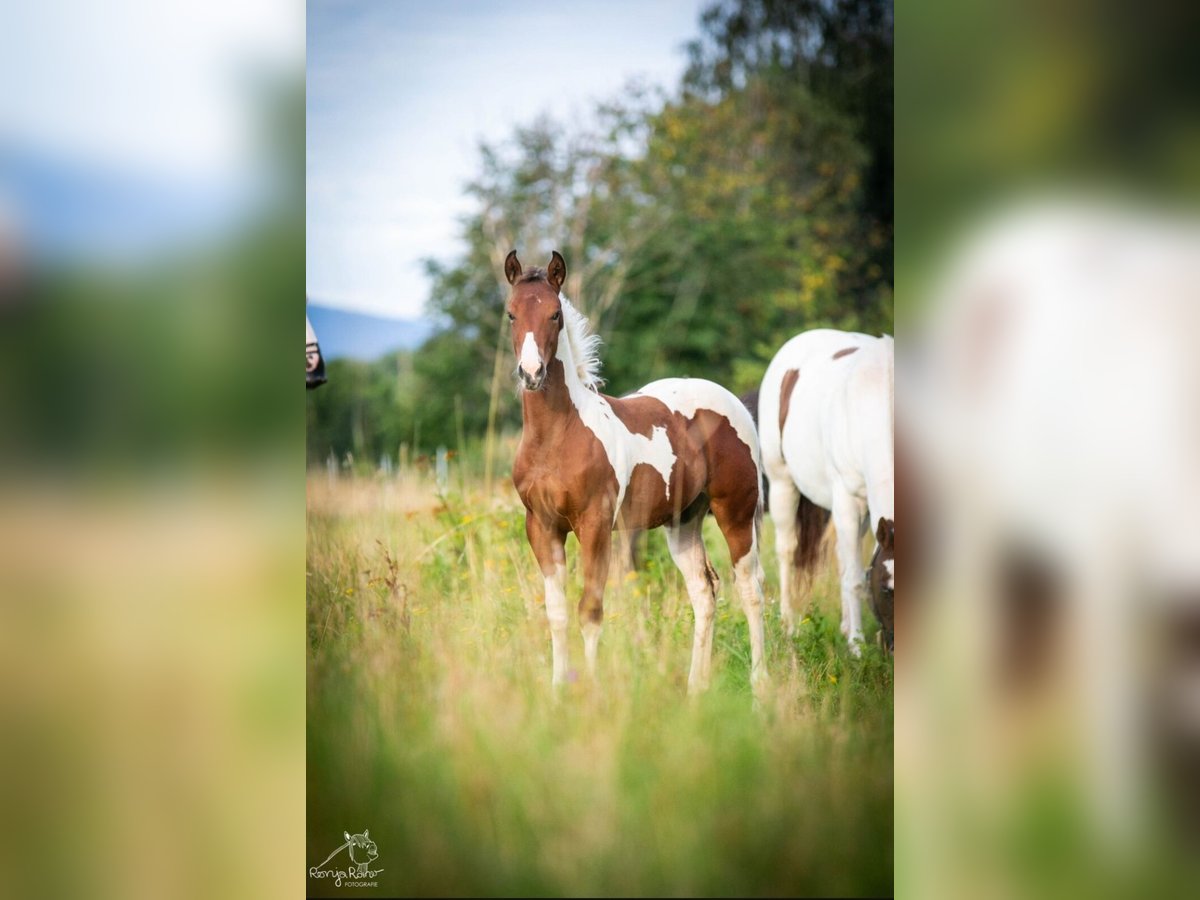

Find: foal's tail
[793,493,832,579]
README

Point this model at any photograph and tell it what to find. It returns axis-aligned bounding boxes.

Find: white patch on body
[519,331,541,377]
[884,558,894,590]
[557,338,675,515]
[633,378,765,513]
[635,378,761,464]
[554,300,676,521]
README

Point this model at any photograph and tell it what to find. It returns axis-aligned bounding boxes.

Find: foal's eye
[506,312,515,322]
[550,311,561,322]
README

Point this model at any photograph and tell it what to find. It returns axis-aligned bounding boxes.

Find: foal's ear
[876,517,895,551]
[504,250,522,285]
[547,250,567,292]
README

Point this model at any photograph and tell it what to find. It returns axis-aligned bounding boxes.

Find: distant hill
[306,303,436,361]
[0,144,246,263]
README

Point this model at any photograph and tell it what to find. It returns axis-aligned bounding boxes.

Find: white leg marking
[769,476,800,634]
[832,489,866,655]
[734,544,769,697]
[581,620,602,681]
[1077,569,1142,848]
[666,519,717,694]
[544,563,569,687]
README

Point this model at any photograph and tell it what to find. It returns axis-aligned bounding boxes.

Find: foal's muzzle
[518,363,546,391]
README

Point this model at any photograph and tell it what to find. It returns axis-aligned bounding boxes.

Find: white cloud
[0,0,303,181]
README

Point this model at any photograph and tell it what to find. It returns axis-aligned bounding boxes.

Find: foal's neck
[520,340,593,449]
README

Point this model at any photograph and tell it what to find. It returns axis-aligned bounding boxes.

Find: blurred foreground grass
[306,471,893,897]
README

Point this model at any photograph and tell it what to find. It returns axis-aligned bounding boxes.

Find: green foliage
[307,0,893,462]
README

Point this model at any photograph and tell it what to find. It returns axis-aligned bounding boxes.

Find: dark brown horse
[506,250,768,695]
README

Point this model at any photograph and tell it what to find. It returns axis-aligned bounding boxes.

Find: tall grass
[307,469,892,897]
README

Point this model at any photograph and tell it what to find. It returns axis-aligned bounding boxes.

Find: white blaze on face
[519,331,541,378]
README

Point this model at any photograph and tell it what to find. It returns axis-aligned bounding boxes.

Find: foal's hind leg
[711,499,769,695]
[665,512,719,694]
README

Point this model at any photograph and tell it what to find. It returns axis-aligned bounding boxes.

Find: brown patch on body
[606,395,759,554]
[694,407,761,564]
[832,347,859,360]
[778,368,800,436]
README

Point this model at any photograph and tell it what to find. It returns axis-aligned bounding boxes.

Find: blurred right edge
[897,1,1200,897]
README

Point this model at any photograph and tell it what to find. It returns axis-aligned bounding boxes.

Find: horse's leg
[1075,564,1143,849]
[665,512,718,694]
[526,511,569,688]
[711,500,770,696]
[576,517,613,683]
[831,487,867,655]
[768,474,801,635]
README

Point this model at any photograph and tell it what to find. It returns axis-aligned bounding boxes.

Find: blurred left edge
[0,3,305,900]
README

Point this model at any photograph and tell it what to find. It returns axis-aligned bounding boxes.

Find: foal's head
[869,517,895,653]
[504,250,567,391]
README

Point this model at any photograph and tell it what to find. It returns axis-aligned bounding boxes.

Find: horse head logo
[345,829,378,877]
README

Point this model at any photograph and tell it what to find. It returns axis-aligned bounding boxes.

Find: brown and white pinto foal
[506,251,768,695]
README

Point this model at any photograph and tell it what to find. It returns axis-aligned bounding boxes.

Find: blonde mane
[560,297,605,390]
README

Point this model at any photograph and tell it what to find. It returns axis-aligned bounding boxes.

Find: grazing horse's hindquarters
[759,329,895,652]
[505,250,768,695]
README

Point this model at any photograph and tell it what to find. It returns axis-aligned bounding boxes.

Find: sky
[306,0,709,320]
[0,0,303,262]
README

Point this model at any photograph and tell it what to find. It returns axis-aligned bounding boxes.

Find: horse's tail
[793,493,832,579]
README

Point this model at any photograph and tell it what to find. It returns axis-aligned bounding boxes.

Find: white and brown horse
[759,329,895,653]
[506,251,768,694]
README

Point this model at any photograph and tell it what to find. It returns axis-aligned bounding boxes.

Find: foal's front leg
[527,512,568,688]
[576,517,613,682]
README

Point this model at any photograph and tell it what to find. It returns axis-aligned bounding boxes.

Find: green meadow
[306,463,892,897]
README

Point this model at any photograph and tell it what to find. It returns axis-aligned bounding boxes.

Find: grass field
[306,462,893,897]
